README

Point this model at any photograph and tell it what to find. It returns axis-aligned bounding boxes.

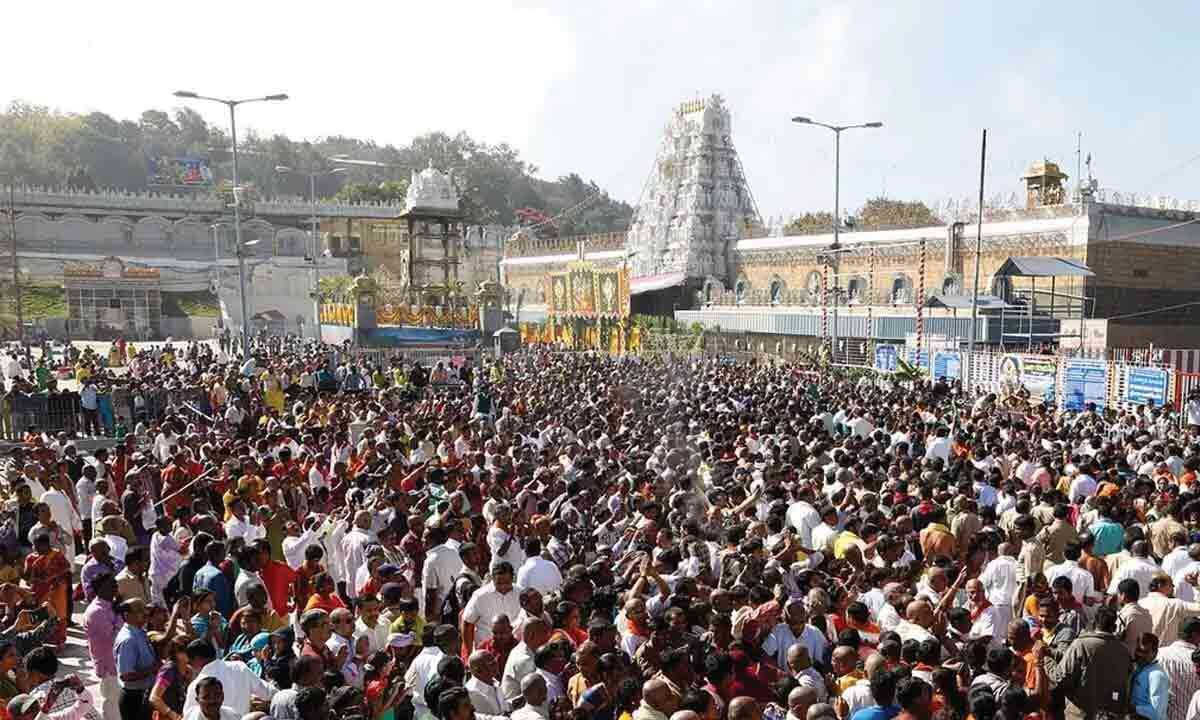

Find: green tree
[334,179,409,204]
[785,211,835,235]
[857,197,941,229]
[0,102,634,232]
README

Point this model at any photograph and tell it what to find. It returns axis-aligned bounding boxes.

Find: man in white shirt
[515,539,563,595]
[223,500,264,546]
[422,526,465,619]
[761,600,829,669]
[185,677,242,720]
[153,423,181,465]
[463,562,522,651]
[510,674,548,720]
[40,484,82,543]
[487,506,526,572]
[979,543,1021,631]
[786,496,822,549]
[1160,534,1192,576]
[354,595,390,655]
[466,650,509,717]
[405,625,455,720]
[1067,466,1098,503]
[924,427,952,463]
[1046,543,1098,606]
[964,579,1000,646]
[1108,541,1162,599]
[182,640,272,717]
[501,617,548,702]
[340,510,377,602]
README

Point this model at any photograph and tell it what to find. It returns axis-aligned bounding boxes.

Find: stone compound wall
[13,212,311,261]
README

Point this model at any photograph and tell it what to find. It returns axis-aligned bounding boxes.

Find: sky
[4,1,1200,222]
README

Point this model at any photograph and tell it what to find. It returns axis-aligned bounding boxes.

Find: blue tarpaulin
[360,327,481,348]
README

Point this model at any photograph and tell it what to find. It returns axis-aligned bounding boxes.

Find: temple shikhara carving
[626,94,761,291]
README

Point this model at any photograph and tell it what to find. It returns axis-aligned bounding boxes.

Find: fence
[7,386,213,439]
[854,345,1179,411]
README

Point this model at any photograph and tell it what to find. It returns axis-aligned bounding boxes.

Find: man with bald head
[788,687,819,720]
[964,579,999,646]
[786,646,827,702]
[501,617,549,702]
[466,650,508,717]
[894,601,935,643]
[636,678,681,720]
[978,542,1019,633]
[807,704,837,720]
[727,696,762,720]
[511,674,548,720]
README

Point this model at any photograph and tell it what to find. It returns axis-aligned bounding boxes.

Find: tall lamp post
[791,116,882,363]
[275,165,346,341]
[174,90,287,359]
[2,181,26,362]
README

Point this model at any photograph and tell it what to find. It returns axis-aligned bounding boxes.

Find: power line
[1105,299,1200,322]
[1141,151,1200,189]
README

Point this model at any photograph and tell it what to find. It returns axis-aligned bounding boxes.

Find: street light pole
[276,165,346,342]
[228,103,251,359]
[791,116,883,364]
[6,183,23,359]
[174,90,288,359]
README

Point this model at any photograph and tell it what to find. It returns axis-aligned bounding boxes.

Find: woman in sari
[548,601,588,648]
[22,533,69,646]
[304,572,346,613]
[149,637,193,720]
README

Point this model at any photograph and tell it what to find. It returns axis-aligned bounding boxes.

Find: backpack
[441,572,479,626]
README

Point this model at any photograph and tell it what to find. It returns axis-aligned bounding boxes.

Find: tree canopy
[785,198,941,235]
[0,102,634,234]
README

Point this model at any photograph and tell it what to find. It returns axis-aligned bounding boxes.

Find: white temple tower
[626,94,760,286]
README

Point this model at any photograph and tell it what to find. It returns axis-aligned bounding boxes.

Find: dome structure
[405,161,460,212]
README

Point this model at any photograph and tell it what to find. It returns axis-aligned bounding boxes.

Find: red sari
[24,549,70,644]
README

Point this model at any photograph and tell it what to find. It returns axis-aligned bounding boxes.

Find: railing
[5,185,406,218]
[6,386,211,439]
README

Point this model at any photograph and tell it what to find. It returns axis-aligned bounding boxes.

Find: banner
[932,351,962,381]
[547,261,630,319]
[1126,367,1169,406]
[875,345,898,372]
[1000,354,1058,404]
[148,156,213,187]
[1062,358,1108,411]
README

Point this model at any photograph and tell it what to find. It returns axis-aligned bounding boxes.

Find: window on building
[108,298,121,310]
[735,279,748,305]
[349,236,361,254]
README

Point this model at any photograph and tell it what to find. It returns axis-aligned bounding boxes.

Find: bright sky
[5,1,1200,221]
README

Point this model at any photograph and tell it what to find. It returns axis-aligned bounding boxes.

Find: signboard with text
[932,351,962,381]
[1062,358,1108,411]
[1126,367,1169,406]
[875,345,898,372]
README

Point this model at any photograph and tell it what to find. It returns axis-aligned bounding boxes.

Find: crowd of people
[0,337,1200,720]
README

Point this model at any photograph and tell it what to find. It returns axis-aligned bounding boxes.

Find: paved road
[64,567,106,716]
